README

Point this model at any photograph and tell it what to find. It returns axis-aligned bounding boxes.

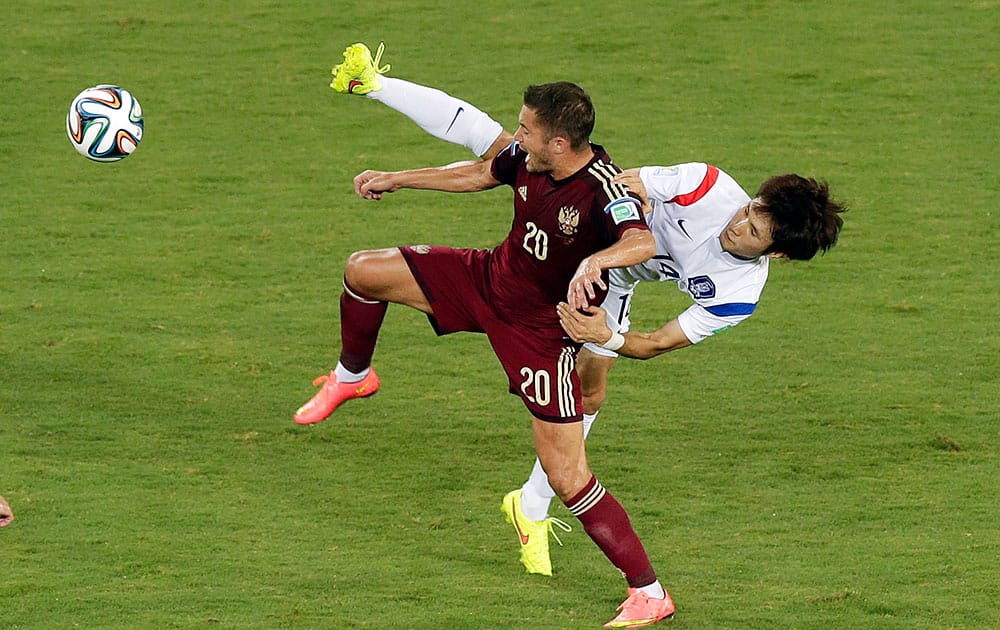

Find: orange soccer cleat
[293,369,380,425]
[604,588,675,628]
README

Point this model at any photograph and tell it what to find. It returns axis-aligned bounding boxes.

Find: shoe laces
[311,373,333,387]
[546,517,572,547]
[372,41,390,74]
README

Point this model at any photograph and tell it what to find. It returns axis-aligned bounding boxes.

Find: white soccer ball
[66,85,144,162]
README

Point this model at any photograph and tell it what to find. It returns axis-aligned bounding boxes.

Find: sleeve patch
[605,198,641,225]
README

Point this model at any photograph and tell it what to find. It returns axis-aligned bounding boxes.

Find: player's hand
[557,303,612,344]
[614,169,651,214]
[567,256,606,311]
[0,496,13,527]
[354,170,399,200]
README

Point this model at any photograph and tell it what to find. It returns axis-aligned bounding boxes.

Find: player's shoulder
[495,140,525,163]
[644,163,748,208]
[580,144,632,204]
[584,144,623,179]
[641,162,737,188]
[491,140,527,182]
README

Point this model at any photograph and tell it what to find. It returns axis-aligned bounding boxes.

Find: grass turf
[2,1,997,627]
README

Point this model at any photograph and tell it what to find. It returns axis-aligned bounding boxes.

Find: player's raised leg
[294,248,431,425]
[330,42,511,159]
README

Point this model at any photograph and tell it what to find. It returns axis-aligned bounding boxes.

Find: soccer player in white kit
[328,43,846,619]
[588,162,770,353]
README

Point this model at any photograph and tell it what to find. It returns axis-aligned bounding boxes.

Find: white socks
[367,77,504,158]
[520,412,599,521]
[638,581,666,599]
[334,362,369,384]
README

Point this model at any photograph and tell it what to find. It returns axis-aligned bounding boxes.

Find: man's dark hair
[756,174,847,260]
[523,82,595,150]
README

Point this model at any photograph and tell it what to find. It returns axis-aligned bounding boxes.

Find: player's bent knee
[344,248,401,296]
[539,459,592,501]
[344,250,376,293]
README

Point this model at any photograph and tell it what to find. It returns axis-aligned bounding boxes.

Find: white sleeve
[638,163,709,202]
[676,302,755,344]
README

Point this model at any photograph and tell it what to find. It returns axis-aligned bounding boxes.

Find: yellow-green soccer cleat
[330,41,390,94]
[501,489,572,576]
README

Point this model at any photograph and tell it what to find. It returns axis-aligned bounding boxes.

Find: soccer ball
[66,85,144,162]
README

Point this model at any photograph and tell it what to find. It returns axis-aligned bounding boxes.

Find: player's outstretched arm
[354,158,501,200]
[557,305,692,360]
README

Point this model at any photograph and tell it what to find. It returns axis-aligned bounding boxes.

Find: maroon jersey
[487,142,648,331]
[399,142,648,422]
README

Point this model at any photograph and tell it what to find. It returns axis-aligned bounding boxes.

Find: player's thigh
[577,347,617,401]
[344,247,431,313]
[531,416,591,500]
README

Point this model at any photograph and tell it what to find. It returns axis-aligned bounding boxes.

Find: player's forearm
[591,229,655,271]
[601,318,693,360]
[391,162,498,193]
[615,330,692,359]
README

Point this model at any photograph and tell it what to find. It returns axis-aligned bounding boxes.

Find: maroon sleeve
[489,141,524,187]
[600,195,649,241]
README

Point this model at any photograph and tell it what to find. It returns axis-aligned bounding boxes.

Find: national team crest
[688,275,716,299]
[558,206,580,236]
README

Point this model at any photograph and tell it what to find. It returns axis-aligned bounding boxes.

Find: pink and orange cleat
[604,588,675,628]
[293,369,380,425]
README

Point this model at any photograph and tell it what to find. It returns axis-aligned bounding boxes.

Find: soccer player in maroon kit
[294,82,675,627]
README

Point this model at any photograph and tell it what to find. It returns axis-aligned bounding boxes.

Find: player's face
[720,199,776,259]
[513,106,554,173]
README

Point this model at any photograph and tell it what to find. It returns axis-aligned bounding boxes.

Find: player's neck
[719,238,762,261]
[550,145,595,181]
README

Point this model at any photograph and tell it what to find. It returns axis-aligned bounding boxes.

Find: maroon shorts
[400,245,582,423]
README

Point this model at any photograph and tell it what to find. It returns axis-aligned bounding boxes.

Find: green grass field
[2,1,998,628]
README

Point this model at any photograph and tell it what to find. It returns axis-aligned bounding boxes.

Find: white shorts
[584,268,639,358]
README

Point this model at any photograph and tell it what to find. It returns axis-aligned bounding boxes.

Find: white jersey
[599,162,769,347]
